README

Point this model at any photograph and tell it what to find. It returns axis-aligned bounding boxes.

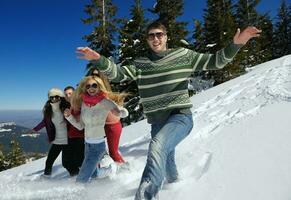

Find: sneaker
[69,170,79,177]
[40,173,51,179]
[116,161,130,171]
[44,168,52,176]
[97,165,112,179]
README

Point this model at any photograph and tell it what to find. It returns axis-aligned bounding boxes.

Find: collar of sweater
[81,92,106,107]
[148,49,175,61]
[50,102,61,112]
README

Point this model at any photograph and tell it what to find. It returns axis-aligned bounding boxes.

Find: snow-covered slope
[1,55,291,200]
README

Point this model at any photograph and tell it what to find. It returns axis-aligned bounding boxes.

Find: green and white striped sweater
[93,42,241,123]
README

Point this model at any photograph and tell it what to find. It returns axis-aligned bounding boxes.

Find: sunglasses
[85,83,98,90]
[49,95,61,101]
[147,32,165,40]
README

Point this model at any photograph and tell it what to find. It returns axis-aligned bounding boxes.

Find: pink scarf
[81,92,106,107]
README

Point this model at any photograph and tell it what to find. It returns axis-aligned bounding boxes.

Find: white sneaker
[116,161,130,171]
[97,165,112,179]
[40,173,51,179]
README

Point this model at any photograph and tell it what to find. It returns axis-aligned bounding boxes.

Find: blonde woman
[87,67,128,164]
[64,76,128,183]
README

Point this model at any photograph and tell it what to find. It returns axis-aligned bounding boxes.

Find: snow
[0,122,16,127]
[0,128,12,132]
[0,122,15,132]
[206,43,217,48]
[133,39,140,46]
[21,133,40,138]
[1,55,291,200]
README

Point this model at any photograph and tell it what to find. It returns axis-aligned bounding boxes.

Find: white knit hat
[48,88,65,98]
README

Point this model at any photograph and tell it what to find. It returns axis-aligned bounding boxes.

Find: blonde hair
[71,76,128,111]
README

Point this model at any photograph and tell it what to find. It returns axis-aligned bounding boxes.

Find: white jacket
[66,98,128,143]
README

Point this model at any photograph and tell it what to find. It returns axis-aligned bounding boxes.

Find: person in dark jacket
[28,88,71,176]
[62,86,85,176]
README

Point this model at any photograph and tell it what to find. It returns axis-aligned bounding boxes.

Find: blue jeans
[76,141,106,183]
[137,113,193,198]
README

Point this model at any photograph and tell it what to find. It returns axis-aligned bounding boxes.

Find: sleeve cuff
[224,42,243,59]
[90,56,108,70]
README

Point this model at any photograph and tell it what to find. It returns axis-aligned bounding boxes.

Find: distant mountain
[0,122,49,154]
[0,110,42,129]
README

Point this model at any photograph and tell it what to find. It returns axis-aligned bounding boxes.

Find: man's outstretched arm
[76,47,137,82]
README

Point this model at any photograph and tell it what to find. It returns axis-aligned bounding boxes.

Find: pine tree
[119,0,147,64]
[148,0,188,48]
[234,0,262,68]
[255,13,273,63]
[203,0,236,52]
[191,19,205,52]
[0,144,6,171]
[272,0,291,58]
[235,0,260,28]
[202,0,240,84]
[82,0,119,58]
[5,139,26,168]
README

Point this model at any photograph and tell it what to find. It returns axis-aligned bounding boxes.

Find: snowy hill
[0,55,291,200]
[0,122,49,154]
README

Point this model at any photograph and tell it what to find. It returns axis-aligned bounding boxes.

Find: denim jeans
[137,113,193,199]
[76,141,106,183]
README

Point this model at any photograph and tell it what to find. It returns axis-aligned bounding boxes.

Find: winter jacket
[33,117,56,143]
[67,110,84,138]
[66,98,128,143]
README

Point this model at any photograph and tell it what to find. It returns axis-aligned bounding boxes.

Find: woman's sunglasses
[49,95,61,101]
[85,83,98,90]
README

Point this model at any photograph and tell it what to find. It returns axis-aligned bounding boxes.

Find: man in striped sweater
[76,21,261,200]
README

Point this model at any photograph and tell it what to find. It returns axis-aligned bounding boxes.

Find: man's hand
[76,47,101,61]
[233,26,262,45]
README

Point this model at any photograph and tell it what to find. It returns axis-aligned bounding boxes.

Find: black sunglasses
[147,32,165,40]
[49,95,61,101]
[85,83,98,90]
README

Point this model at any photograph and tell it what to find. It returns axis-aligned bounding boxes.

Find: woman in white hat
[29,88,71,177]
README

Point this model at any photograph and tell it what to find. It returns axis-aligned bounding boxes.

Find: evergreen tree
[191,19,205,52]
[235,0,260,28]
[255,13,273,63]
[82,0,119,58]
[203,0,236,52]
[234,0,262,68]
[272,0,291,58]
[148,0,188,48]
[5,140,26,168]
[203,0,240,84]
[119,0,147,64]
[0,144,6,171]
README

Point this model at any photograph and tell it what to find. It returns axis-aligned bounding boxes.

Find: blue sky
[0,0,283,110]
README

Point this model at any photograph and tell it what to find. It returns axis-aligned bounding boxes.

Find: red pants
[105,121,125,163]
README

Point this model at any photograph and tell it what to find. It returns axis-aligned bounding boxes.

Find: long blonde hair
[71,76,128,111]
